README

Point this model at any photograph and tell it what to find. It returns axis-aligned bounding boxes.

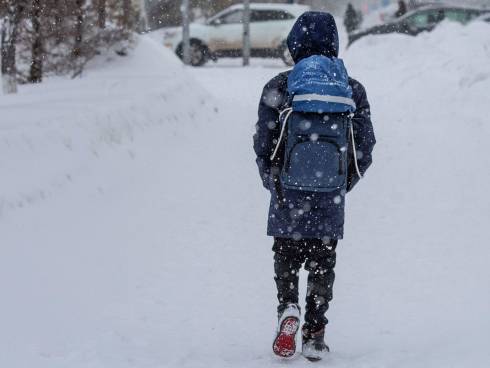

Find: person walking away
[253,11,376,361]
[344,3,360,33]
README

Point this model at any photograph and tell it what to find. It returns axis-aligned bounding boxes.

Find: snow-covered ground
[1,22,490,367]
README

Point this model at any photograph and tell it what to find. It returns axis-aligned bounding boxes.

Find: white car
[163,3,310,66]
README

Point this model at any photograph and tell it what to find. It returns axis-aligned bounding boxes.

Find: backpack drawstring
[350,122,363,179]
[270,107,293,161]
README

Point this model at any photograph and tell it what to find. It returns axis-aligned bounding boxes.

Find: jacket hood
[287,12,339,63]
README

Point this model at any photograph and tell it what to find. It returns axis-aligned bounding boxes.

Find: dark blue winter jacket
[253,12,376,240]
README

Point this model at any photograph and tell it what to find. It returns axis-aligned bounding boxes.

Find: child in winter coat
[253,12,376,361]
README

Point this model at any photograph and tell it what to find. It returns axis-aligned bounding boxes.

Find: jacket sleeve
[253,74,287,190]
[347,79,376,192]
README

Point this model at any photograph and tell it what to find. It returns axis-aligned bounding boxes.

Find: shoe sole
[272,317,300,358]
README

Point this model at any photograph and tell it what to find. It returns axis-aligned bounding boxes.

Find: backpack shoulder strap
[349,114,363,179]
[270,107,293,161]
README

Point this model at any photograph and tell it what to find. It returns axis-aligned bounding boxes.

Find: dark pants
[273,237,337,331]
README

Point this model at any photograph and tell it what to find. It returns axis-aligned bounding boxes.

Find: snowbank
[337,21,490,368]
[0,36,225,367]
[0,36,215,217]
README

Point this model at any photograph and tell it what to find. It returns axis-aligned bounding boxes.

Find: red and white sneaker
[272,304,301,358]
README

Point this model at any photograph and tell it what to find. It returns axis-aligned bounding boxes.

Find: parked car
[348,5,489,46]
[163,3,310,66]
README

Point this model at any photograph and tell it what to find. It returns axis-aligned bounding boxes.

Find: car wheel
[177,40,209,67]
[280,43,294,66]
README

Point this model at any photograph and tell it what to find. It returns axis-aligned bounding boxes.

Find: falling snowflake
[322,236,331,243]
[300,120,312,130]
[292,232,302,241]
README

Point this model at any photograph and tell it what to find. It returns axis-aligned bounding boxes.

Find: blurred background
[145,0,489,29]
[2,0,489,91]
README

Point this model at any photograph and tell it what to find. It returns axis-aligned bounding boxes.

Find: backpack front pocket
[282,135,346,192]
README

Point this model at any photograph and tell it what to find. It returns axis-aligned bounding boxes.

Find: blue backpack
[271,55,357,193]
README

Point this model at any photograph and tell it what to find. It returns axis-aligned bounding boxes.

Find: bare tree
[29,0,44,83]
[96,0,106,29]
[53,0,66,44]
[72,0,85,58]
[123,0,132,28]
[1,0,26,94]
[138,0,148,31]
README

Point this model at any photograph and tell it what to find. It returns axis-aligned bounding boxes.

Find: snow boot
[301,326,329,362]
[272,303,301,358]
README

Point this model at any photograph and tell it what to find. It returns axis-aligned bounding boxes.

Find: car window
[468,11,484,21]
[250,10,294,22]
[218,10,244,25]
[407,13,430,28]
[427,10,445,24]
[444,10,469,24]
[465,10,484,23]
[407,10,444,29]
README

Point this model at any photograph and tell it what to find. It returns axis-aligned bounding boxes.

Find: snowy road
[1,24,490,368]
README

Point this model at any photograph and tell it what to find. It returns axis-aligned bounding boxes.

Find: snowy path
[2,24,490,368]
